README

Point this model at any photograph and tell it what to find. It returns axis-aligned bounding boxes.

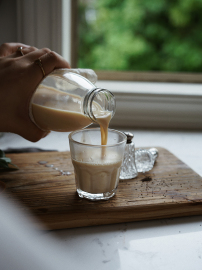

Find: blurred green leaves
[78,0,202,72]
[0,150,19,171]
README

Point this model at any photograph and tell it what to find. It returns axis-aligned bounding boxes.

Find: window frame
[71,0,202,84]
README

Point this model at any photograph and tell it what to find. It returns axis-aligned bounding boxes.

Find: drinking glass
[69,128,126,201]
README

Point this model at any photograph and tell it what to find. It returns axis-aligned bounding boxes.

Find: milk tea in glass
[69,128,126,201]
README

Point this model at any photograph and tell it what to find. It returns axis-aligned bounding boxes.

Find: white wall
[0,0,18,44]
[0,0,70,59]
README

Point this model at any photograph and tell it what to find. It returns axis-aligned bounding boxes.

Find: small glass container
[120,132,138,180]
[135,148,159,173]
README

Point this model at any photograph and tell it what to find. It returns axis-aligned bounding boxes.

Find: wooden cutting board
[1,147,202,230]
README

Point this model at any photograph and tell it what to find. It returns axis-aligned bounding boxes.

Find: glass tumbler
[69,128,126,201]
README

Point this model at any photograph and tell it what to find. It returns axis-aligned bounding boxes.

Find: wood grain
[1,148,202,230]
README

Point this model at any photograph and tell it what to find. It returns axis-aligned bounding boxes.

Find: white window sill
[96,81,202,130]
[97,80,202,96]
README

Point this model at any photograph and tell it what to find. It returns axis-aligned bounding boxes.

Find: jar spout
[83,88,116,123]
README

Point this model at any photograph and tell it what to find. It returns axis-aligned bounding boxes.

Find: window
[16,0,202,130]
[71,0,202,83]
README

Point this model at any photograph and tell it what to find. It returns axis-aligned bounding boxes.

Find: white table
[1,130,202,270]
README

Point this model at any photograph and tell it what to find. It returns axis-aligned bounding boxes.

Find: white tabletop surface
[1,129,202,270]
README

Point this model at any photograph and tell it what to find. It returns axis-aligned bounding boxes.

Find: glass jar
[30,69,116,132]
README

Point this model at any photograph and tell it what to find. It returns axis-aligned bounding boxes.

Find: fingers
[23,47,52,61]
[37,51,71,76]
[9,46,38,58]
[0,42,30,57]
[25,49,70,79]
[25,48,70,69]
[1,43,71,78]
[19,124,50,142]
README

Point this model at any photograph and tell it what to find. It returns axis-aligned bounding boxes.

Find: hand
[0,43,70,142]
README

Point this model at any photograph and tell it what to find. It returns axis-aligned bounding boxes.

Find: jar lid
[124,132,134,144]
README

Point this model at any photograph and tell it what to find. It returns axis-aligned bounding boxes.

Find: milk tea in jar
[30,69,116,133]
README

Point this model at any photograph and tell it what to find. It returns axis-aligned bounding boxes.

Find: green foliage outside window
[78,0,202,72]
